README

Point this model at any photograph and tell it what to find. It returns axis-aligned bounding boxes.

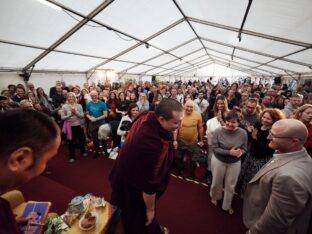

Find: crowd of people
[1,78,312,234]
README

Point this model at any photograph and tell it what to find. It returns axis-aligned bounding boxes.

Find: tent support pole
[189,17,312,48]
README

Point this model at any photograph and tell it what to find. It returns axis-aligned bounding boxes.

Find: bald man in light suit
[243,119,312,234]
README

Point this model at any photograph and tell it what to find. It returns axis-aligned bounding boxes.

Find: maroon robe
[109,111,174,234]
[0,197,19,234]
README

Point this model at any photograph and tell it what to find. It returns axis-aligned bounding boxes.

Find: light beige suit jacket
[243,149,312,234]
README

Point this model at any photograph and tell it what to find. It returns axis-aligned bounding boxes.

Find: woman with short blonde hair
[61,92,86,162]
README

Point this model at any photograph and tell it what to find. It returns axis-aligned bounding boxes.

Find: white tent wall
[0,72,87,94]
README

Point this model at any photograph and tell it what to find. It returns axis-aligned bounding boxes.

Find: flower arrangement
[44,216,66,234]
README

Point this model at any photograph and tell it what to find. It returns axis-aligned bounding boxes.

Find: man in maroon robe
[109,98,183,234]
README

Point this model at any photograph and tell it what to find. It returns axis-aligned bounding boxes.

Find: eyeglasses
[268,130,293,139]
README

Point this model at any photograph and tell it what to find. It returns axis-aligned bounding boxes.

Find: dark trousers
[68,125,85,159]
[175,141,201,171]
[110,185,162,234]
[89,122,107,153]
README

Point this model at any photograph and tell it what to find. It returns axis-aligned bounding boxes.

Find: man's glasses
[268,130,293,139]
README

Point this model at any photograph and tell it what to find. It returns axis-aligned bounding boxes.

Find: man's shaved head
[274,119,308,144]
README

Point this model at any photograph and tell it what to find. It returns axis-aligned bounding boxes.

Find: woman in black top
[116,92,130,121]
[236,108,285,196]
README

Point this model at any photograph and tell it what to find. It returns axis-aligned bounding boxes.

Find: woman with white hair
[61,92,86,163]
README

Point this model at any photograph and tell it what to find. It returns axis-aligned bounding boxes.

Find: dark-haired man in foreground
[0,109,61,233]
[110,98,183,234]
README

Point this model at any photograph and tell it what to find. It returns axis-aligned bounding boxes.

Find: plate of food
[78,211,98,231]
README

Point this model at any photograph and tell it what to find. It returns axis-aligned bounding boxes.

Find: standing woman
[117,103,139,148]
[80,88,91,111]
[116,92,130,121]
[149,91,163,111]
[36,87,53,113]
[61,92,86,162]
[210,110,247,214]
[136,93,149,113]
[294,104,312,156]
[206,95,229,179]
[106,91,118,121]
[129,92,137,104]
[236,108,285,196]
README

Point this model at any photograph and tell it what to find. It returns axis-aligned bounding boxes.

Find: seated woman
[236,108,285,196]
[117,103,139,148]
[136,93,149,113]
[36,87,54,114]
[210,110,247,215]
[61,92,86,163]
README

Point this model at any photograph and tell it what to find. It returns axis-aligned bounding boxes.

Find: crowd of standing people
[1,78,312,234]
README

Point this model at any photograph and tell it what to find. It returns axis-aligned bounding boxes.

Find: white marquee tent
[0,0,312,89]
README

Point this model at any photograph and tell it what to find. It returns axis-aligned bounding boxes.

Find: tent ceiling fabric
[0,0,311,78]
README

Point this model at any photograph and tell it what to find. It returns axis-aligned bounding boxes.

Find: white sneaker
[69,158,75,163]
[113,147,119,152]
[109,152,118,160]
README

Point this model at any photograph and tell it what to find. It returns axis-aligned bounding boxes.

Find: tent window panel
[57,25,137,58]
[183,50,207,61]
[209,51,231,61]
[162,59,186,69]
[251,68,274,76]
[191,22,238,45]
[126,64,154,74]
[94,0,181,39]
[55,0,104,15]
[203,41,233,54]
[268,60,311,73]
[35,52,104,71]
[256,65,285,75]
[98,60,135,73]
[0,44,43,68]
[177,0,246,28]
[245,0,312,43]
[234,50,272,64]
[149,22,196,51]
[239,34,302,57]
[285,49,312,66]
[232,58,260,67]
[0,0,82,47]
[145,68,166,75]
[118,45,162,63]
[170,40,203,57]
[146,54,176,66]
[190,56,211,64]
